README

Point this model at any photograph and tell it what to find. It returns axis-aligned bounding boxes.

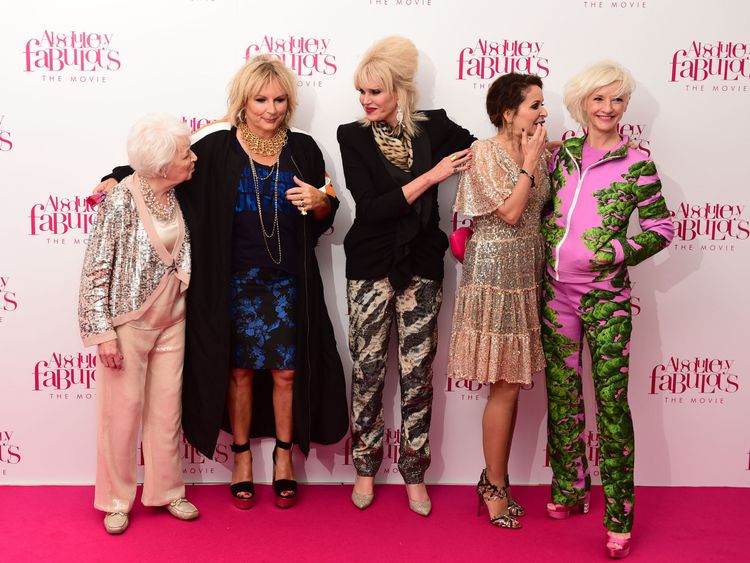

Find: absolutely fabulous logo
[650,356,740,406]
[24,30,121,84]
[182,116,215,133]
[33,352,96,400]
[457,38,550,88]
[0,115,12,152]
[245,35,336,88]
[138,434,231,478]
[0,430,22,475]
[29,195,96,245]
[671,202,749,253]
[670,41,750,93]
[0,275,19,324]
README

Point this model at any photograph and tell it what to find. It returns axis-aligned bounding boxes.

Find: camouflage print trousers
[347,276,442,484]
[542,272,635,533]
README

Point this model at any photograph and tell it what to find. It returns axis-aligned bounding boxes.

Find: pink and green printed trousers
[541,272,635,533]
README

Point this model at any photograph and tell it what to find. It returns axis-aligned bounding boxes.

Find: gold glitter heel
[407,483,432,516]
[408,497,432,516]
[351,490,374,510]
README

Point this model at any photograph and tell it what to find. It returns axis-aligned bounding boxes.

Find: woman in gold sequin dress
[447,73,549,529]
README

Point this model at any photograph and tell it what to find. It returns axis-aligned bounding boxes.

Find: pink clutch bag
[449,226,473,263]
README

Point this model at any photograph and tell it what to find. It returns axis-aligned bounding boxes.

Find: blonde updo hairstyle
[354,35,425,137]
[226,55,298,129]
[563,60,635,126]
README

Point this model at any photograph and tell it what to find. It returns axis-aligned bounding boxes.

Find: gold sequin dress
[447,139,549,384]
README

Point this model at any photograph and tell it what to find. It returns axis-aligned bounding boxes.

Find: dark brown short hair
[486,73,544,129]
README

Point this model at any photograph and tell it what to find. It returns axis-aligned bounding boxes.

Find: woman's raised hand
[286,176,329,215]
[521,125,547,171]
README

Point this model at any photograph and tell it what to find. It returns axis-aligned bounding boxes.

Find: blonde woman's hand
[93,178,117,195]
[428,148,472,185]
[286,176,329,214]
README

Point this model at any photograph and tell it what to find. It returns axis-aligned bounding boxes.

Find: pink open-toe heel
[546,491,590,519]
[606,532,631,559]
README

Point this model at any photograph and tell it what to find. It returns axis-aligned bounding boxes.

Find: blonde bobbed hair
[226,55,298,128]
[354,35,425,137]
[564,60,635,126]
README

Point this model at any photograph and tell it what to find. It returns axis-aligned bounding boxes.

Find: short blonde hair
[354,35,425,137]
[127,113,191,178]
[564,61,636,126]
[226,55,298,128]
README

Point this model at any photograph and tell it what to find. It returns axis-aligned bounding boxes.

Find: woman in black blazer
[337,36,474,515]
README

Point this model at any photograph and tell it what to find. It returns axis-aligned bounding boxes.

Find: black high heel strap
[231,442,250,453]
[275,439,293,450]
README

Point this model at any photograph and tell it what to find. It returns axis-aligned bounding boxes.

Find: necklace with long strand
[249,148,284,265]
[139,174,176,222]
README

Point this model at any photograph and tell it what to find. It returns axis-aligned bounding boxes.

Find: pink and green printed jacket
[542,136,674,283]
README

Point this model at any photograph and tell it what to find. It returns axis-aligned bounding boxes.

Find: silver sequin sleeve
[78,187,129,345]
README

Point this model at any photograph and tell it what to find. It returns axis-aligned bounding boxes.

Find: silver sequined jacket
[78,178,191,346]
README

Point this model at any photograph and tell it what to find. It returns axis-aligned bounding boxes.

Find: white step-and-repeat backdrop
[1,0,748,487]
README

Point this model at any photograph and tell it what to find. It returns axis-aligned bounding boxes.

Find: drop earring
[396,105,404,126]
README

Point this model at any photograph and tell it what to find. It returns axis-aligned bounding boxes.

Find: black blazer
[106,124,349,458]
[337,109,474,289]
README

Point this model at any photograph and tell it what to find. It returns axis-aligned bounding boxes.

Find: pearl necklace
[139,175,176,222]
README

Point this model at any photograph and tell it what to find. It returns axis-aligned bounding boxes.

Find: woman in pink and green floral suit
[541,61,674,559]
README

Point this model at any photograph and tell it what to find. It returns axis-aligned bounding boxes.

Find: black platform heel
[272,439,298,508]
[229,442,255,509]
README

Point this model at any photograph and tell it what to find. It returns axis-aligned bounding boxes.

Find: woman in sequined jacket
[79,113,198,534]
[541,61,673,559]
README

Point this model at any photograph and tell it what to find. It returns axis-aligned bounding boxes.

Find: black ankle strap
[231,442,250,453]
[275,439,293,450]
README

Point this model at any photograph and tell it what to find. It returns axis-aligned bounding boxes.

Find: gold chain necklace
[138,175,176,222]
[251,154,282,265]
[238,122,288,157]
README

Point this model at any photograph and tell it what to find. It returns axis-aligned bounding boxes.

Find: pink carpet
[1,484,745,562]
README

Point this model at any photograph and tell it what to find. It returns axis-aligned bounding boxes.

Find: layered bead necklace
[139,174,176,222]
[239,123,288,265]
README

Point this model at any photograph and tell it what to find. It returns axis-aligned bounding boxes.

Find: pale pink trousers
[94,320,186,513]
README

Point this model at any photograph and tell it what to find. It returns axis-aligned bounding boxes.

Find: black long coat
[110,123,348,458]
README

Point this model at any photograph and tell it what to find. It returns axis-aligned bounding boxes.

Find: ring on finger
[449,154,458,162]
